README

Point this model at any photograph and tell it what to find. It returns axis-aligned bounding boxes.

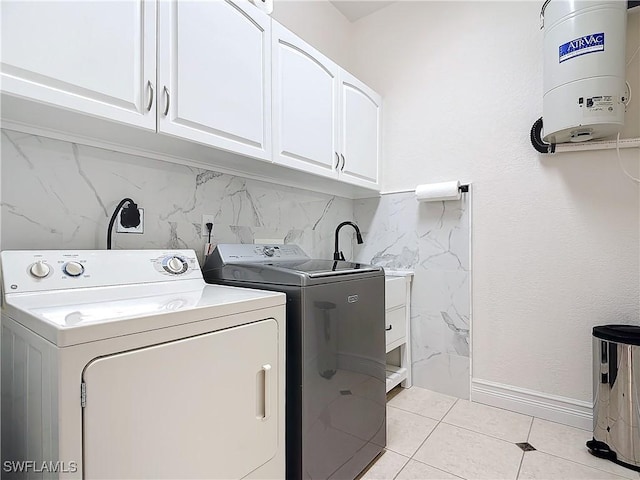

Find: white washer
[0,249,286,479]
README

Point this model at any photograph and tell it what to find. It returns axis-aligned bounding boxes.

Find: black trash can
[587,325,640,471]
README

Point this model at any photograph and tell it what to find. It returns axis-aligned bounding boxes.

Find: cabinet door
[338,70,381,189]
[0,1,156,130]
[272,22,339,178]
[83,319,279,479]
[158,0,271,161]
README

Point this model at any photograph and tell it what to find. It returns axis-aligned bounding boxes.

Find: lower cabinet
[385,274,413,392]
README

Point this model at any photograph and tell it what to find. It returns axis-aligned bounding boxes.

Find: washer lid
[205,261,383,286]
[260,259,380,277]
[3,281,285,347]
[203,244,383,286]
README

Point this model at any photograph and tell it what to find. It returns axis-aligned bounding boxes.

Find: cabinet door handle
[335,152,340,169]
[163,86,170,116]
[340,154,345,171]
[261,364,271,420]
[385,325,392,331]
[146,80,154,112]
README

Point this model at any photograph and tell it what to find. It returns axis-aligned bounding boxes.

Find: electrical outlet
[201,214,215,238]
[116,208,144,234]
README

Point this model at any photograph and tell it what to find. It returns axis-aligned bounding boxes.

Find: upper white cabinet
[272,22,381,189]
[338,70,382,189]
[158,0,271,161]
[0,0,157,131]
[272,22,339,177]
[0,1,381,195]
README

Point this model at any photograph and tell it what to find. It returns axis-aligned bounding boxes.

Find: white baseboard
[471,378,593,431]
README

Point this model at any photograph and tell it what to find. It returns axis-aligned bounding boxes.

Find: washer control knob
[63,261,84,277]
[29,261,51,278]
[165,256,187,274]
[262,246,275,257]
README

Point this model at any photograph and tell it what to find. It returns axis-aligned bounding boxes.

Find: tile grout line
[444,398,460,416]
[526,416,634,480]
[394,399,462,479]
[407,456,467,480]
[526,416,534,442]
[467,400,539,418]
[410,398,458,460]
[386,390,458,479]
[438,419,534,446]
[409,397,531,480]
[386,389,432,480]
[515,416,535,479]
[387,389,632,480]
[387,402,455,423]
[390,453,411,480]
[529,448,633,480]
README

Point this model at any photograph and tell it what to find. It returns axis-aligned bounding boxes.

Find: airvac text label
[559,33,604,63]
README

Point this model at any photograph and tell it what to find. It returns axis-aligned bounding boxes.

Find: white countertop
[384,269,414,278]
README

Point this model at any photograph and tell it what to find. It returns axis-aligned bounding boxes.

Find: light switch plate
[116,208,144,234]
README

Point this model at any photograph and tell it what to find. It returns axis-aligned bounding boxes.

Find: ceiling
[330,1,396,22]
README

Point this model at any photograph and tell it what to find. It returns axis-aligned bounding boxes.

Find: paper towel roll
[250,0,273,15]
[415,181,461,202]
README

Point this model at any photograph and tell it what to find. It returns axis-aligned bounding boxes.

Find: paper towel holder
[414,181,470,203]
[380,183,470,196]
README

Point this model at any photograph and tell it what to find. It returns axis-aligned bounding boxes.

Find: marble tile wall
[1,130,354,262]
[1,128,471,400]
[354,191,471,399]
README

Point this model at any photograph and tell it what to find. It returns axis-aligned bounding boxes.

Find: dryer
[1,249,286,479]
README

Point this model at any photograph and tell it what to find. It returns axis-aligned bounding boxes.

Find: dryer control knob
[166,256,186,274]
[262,246,275,257]
[29,260,51,278]
[63,261,84,277]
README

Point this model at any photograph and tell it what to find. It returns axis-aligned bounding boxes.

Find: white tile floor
[359,386,640,480]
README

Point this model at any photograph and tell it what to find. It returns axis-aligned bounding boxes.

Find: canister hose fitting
[531,117,556,154]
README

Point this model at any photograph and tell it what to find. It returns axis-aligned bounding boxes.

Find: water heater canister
[542,1,627,144]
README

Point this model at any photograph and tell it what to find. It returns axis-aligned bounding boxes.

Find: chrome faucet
[333,221,363,261]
